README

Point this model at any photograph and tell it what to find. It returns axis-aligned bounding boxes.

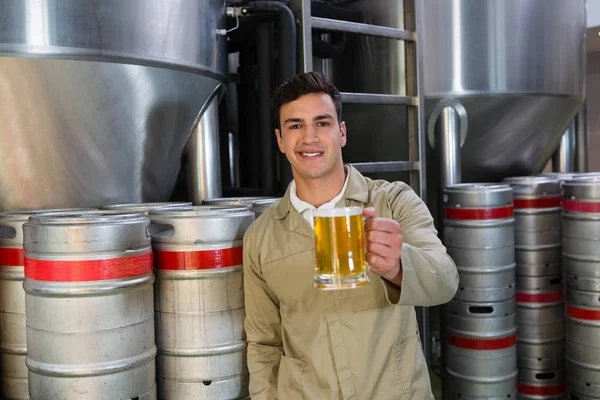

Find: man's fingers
[367,231,403,248]
[362,207,377,218]
[366,242,397,260]
[365,217,401,234]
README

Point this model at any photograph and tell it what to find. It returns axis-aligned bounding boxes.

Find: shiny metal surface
[446,299,517,399]
[102,202,192,214]
[437,107,461,190]
[516,276,565,370]
[0,208,96,400]
[552,122,577,173]
[566,289,600,399]
[444,184,516,302]
[419,0,585,181]
[562,178,600,291]
[22,213,157,400]
[575,103,589,173]
[148,207,255,399]
[188,93,223,205]
[517,368,566,400]
[328,0,585,182]
[0,0,227,210]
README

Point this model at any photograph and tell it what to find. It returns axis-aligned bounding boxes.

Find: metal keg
[22,211,157,400]
[0,208,96,400]
[566,288,600,399]
[443,183,516,302]
[504,176,561,249]
[516,275,565,370]
[514,246,562,278]
[250,198,280,218]
[517,369,566,399]
[102,202,192,214]
[446,299,517,398]
[562,177,600,291]
[148,206,255,400]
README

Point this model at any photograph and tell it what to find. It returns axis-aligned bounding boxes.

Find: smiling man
[242,72,458,399]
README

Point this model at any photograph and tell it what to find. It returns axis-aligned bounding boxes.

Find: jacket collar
[274,164,369,220]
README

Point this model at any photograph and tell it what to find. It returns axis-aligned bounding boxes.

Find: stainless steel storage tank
[328,0,585,183]
[0,0,227,210]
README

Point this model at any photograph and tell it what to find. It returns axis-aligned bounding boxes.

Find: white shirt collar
[289,166,350,227]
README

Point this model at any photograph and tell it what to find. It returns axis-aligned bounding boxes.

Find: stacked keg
[148,205,255,400]
[562,177,600,399]
[22,210,158,400]
[0,208,94,400]
[203,196,280,219]
[443,183,518,398]
[504,176,566,399]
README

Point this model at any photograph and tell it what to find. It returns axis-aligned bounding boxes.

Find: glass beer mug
[313,206,370,289]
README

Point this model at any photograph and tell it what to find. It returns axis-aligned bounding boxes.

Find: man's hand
[363,207,403,285]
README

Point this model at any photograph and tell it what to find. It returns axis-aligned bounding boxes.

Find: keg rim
[26,210,147,224]
[251,198,281,206]
[0,208,98,221]
[563,175,600,186]
[203,196,277,205]
[445,183,512,193]
[503,176,560,194]
[102,202,192,212]
[148,205,252,217]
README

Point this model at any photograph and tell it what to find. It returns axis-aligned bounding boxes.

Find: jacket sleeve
[243,237,283,399]
[381,183,459,306]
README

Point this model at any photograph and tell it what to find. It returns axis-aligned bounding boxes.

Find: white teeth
[301,152,320,157]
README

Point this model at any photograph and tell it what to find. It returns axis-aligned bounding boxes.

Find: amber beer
[313,207,369,289]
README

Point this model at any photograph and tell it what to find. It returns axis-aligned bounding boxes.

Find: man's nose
[301,125,319,144]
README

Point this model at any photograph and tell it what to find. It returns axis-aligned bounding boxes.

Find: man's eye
[289,124,301,129]
[317,122,330,127]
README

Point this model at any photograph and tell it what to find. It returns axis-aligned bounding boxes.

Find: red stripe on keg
[518,383,565,396]
[153,247,243,270]
[24,252,153,281]
[443,206,513,220]
[448,333,516,350]
[566,304,600,321]
[514,196,561,209]
[0,248,24,267]
[562,199,600,213]
[516,290,563,303]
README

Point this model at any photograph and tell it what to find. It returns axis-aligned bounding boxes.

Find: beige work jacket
[243,165,458,399]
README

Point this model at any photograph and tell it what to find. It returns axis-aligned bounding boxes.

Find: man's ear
[275,129,285,153]
[340,121,347,147]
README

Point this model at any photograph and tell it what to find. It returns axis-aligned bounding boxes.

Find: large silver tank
[0,0,226,210]
[327,0,585,183]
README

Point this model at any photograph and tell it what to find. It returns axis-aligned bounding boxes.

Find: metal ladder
[289,0,430,364]
[289,0,426,201]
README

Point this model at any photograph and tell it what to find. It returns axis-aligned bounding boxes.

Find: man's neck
[294,165,347,208]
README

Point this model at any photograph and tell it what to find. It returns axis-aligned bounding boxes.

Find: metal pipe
[552,120,576,173]
[575,102,589,172]
[257,22,275,195]
[247,1,297,195]
[187,95,222,204]
[435,106,461,400]
[228,132,240,188]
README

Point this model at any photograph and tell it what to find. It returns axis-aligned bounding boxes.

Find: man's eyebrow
[283,117,304,125]
[314,114,334,121]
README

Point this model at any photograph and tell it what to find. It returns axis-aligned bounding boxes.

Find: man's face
[275,93,346,181]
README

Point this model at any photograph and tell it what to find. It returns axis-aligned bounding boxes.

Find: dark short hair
[271,72,342,129]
